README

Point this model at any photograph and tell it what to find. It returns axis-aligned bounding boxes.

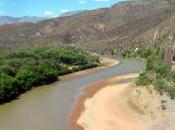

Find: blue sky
[0,0,124,17]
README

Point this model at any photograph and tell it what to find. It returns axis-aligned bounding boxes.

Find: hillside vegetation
[0,0,175,54]
[123,33,175,99]
[0,47,100,103]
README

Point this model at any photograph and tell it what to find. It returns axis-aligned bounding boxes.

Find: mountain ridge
[0,0,175,54]
[60,10,88,17]
[0,16,49,26]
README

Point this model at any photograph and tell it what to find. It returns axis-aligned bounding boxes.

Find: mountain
[0,0,175,54]
[0,16,49,26]
[60,10,88,17]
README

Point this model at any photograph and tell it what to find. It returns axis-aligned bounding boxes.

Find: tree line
[0,47,100,104]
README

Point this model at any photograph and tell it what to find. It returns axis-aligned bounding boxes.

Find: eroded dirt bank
[130,85,175,130]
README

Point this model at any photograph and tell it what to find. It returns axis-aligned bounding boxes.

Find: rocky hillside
[0,0,175,54]
[60,10,88,17]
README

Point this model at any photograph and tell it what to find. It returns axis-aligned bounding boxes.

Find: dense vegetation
[0,47,100,103]
[123,44,175,99]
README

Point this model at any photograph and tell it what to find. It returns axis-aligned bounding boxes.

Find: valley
[0,0,175,54]
[1,0,175,130]
[0,58,145,130]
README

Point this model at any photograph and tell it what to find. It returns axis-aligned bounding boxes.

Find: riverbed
[0,58,145,130]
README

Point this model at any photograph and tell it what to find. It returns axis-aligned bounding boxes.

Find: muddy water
[0,59,145,130]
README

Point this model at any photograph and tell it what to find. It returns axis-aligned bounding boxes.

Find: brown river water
[0,59,145,130]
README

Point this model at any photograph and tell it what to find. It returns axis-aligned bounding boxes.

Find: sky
[0,0,125,17]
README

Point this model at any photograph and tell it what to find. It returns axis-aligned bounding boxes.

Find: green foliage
[78,63,98,71]
[122,50,138,58]
[153,78,167,93]
[153,64,170,78]
[132,45,175,99]
[168,87,175,99]
[122,48,158,59]
[0,72,19,102]
[0,47,100,103]
[136,72,151,86]
[146,54,160,70]
[166,70,175,82]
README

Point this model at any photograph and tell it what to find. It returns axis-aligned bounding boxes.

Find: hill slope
[60,10,88,17]
[0,0,175,54]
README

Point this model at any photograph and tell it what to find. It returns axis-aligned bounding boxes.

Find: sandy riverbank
[70,72,175,130]
[130,85,175,130]
[70,73,148,130]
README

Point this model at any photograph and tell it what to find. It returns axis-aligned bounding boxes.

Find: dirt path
[70,74,148,130]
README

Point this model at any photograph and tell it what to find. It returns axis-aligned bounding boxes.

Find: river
[0,58,145,130]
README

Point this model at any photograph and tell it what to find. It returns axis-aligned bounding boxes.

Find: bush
[78,63,98,71]
[134,46,175,99]
[154,64,170,78]
[0,65,15,77]
[0,47,100,103]
[15,67,39,91]
[153,78,167,93]
[168,87,175,99]
[146,54,160,70]
[0,73,19,102]
[136,72,151,86]
[56,65,73,76]
[166,70,175,82]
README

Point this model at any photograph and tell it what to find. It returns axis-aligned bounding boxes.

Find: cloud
[60,9,69,13]
[44,10,54,16]
[93,0,109,1]
[79,0,87,4]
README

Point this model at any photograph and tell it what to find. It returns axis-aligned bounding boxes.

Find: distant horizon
[0,0,129,17]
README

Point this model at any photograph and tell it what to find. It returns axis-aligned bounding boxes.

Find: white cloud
[94,0,109,1]
[44,10,54,16]
[79,0,87,4]
[60,9,69,13]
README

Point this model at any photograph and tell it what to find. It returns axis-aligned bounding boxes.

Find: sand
[70,73,148,130]
[130,85,175,130]
[70,67,175,130]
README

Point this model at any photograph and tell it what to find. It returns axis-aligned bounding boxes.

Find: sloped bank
[130,85,175,130]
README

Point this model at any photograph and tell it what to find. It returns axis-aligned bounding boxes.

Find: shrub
[146,54,160,70]
[0,47,100,103]
[78,63,98,71]
[0,73,19,102]
[15,67,38,91]
[130,44,175,99]
[168,87,175,99]
[0,65,15,77]
[57,67,73,75]
[153,78,167,93]
[166,70,175,82]
[154,64,170,78]
[136,72,151,86]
